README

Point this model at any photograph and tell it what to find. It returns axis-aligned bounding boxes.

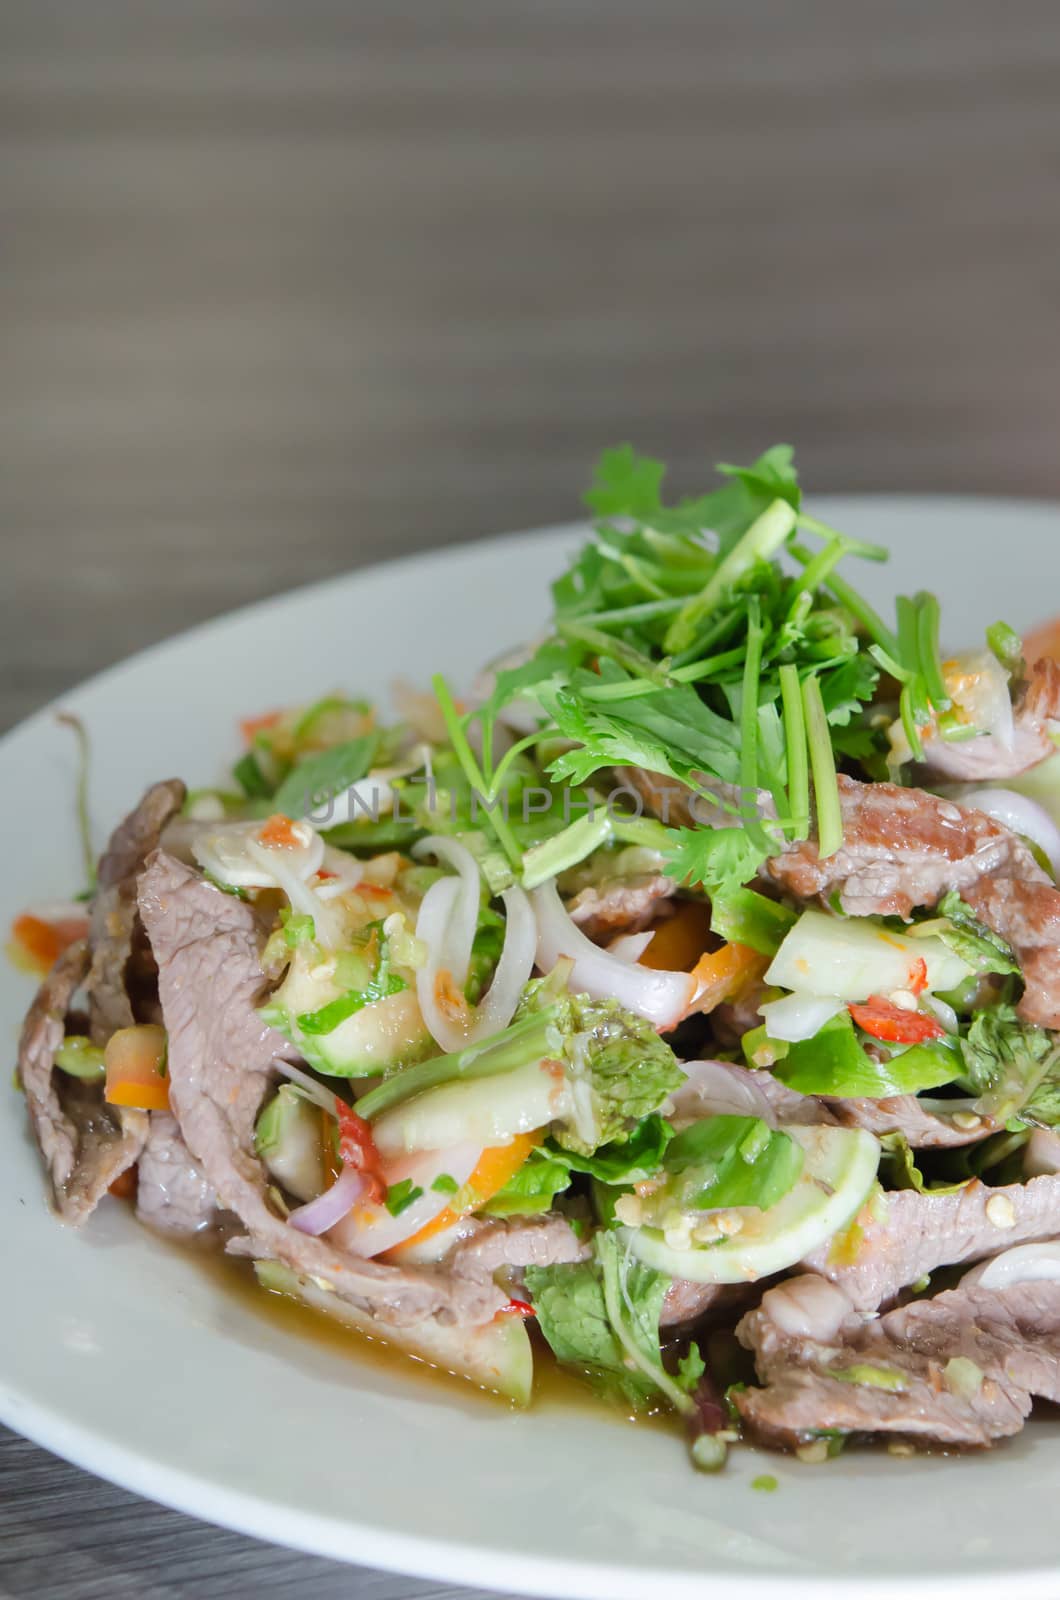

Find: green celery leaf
[548,1113,673,1184]
[584,444,666,519]
[959,1004,1060,1124]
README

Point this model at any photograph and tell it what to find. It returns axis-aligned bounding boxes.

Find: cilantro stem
[521,810,613,889]
[431,674,522,868]
[899,683,925,761]
[795,514,888,562]
[669,646,748,684]
[915,592,951,710]
[664,499,797,654]
[578,597,685,628]
[802,673,843,858]
[778,664,809,841]
[669,603,748,672]
[556,620,668,685]
[57,712,96,892]
[739,598,768,851]
[792,544,900,659]
[598,1238,693,1416]
[354,1008,559,1121]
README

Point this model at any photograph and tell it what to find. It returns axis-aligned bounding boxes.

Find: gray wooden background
[3,1,1060,1594]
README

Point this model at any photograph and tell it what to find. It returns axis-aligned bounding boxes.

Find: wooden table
[4,2,1060,1594]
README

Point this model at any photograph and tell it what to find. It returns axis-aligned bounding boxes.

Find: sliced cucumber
[267,946,432,1076]
[627,1124,880,1285]
[372,1058,569,1158]
[253,1260,533,1404]
[255,1085,326,1201]
[988,749,1060,829]
[766,909,972,1002]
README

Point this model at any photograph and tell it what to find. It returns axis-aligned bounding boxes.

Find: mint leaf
[272,733,380,818]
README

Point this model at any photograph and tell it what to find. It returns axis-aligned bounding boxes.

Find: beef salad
[14,445,1060,1471]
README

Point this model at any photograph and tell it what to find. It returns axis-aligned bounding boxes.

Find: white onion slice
[246,836,343,948]
[607,931,655,964]
[413,836,481,986]
[963,1241,1060,1292]
[957,788,1060,877]
[328,1141,481,1259]
[193,818,324,890]
[313,844,365,899]
[467,885,536,1038]
[759,992,846,1044]
[288,1162,367,1236]
[531,881,695,1030]
[416,881,535,1053]
[668,1059,777,1125]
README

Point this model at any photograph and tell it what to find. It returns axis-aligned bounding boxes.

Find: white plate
[4,496,1060,1600]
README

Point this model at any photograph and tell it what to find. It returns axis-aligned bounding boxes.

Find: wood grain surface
[3,1,1060,1594]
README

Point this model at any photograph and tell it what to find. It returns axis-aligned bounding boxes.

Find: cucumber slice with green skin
[627,1124,880,1285]
[372,1058,569,1158]
[255,1085,326,1201]
[765,909,972,1002]
[266,947,432,1076]
[253,1260,534,1404]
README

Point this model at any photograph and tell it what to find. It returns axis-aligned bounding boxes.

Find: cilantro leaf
[817,654,880,727]
[584,444,666,519]
[662,826,765,896]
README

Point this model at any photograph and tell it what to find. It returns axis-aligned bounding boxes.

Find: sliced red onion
[607,931,655,964]
[288,1162,367,1235]
[758,992,846,1044]
[963,1241,1060,1292]
[531,881,696,1030]
[328,1140,480,1258]
[668,1059,777,1125]
[957,788,1060,877]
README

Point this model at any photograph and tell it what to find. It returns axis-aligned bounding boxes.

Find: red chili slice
[907,957,929,997]
[334,1097,386,1205]
[848,996,946,1044]
[496,1298,537,1320]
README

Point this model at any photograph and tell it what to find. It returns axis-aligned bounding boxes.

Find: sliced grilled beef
[735,1273,1060,1449]
[138,850,505,1327]
[963,876,1060,1029]
[567,873,677,940]
[920,659,1060,781]
[87,779,186,1041]
[446,1213,590,1278]
[18,939,147,1224]
[135,1112,218,1235]
[802,1173,1060,1310]
[824,1094,998,1148]
[764,776,1045,918]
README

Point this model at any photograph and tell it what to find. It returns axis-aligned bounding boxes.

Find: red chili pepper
[907,957,929,997]
[849,997,945,1044]
[496,1298,537,1320]
[258,813,300,849]
[334,1097,386,1205]
[357,882,393,901]
[315,868,338,882]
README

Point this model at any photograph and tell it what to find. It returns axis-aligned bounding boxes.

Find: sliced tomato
[848,996,945,1044]
[240,709,283,745]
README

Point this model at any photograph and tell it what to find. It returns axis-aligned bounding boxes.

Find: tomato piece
[848,997,945,1044]
[240,709,282,745]
[639,901,714,972]
[7,912,90,977]
[104,1024,171,1111]
[258,813,301,849]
